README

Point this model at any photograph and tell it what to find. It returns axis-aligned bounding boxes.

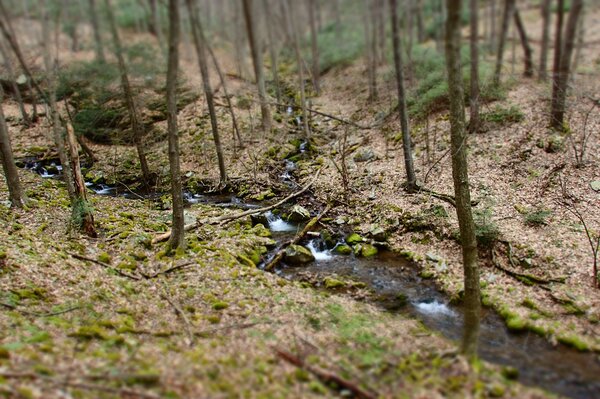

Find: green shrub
[473,208,500,248]
[482,105,525,126]
[524,208,552,227]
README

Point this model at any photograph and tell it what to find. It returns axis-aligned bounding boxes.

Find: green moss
[97,252,111,264]
[501,366,519,380]
[334,244,352,255]
[419,270,434,279]
[557,334,589,351]
[323,277,345,289]
[345,233,364,245]
[359,244,378,257]
[212,301,229,311]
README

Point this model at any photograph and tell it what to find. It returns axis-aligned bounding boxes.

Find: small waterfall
[266,211,297,232]
[307,239,332,261]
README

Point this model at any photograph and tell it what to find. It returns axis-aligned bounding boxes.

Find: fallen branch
[1,302,80,317]
[160,280,195,347]
[273,347,377,399]
[69,253,141,280]
[152,168,322,244]
[139,262,194,279]
[491,243,564,287]
[0,372,161,399]
[264,203,333,271]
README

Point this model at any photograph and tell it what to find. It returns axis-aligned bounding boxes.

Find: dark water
[270,232,600,399]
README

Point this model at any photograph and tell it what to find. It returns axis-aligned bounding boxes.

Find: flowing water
[264,217,600,399]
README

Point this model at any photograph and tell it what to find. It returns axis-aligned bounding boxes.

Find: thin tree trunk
[148,0,165,51]
[493,0,515,86]
[551,0,565,111]
[469,0,480,133]
[571,4,585,81]
[0,88,25,208]
[233,1,246,78]
[513,8,534,78]
[105,0,153,184]
[308,0,320,95]
[539,0,551,81]
[166,0,184,250]
[88,0,105,63]
[186,0,227,187]
[445,0,480,359]
[390,0,416,190]
[262,0,282,106]
[242,0,272,133]
[416,0,425,43]
[489,0,497,53]
[0,41,30,126]
[364,0,377,101]
[283,0,310,138]
[550,0,583,130]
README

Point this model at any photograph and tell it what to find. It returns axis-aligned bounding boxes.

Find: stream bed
[266,223,600,399]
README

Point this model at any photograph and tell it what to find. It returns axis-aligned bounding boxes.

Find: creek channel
[19,157,600,399]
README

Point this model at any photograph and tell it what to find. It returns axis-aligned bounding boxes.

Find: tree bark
[88,0,106,63]
[539,0,551,81]
[364,0,377,101]
[493,0,515,86]
[0,88,25,208]
[0,41,30,126]
[469,0,480,133]
[308,0,320,95]
[390,0,417,190]
[489,0,497,52]
[242,0,272,133]
[550,0,583,130]
[186,0,227,187]
[513,8,534,78]
[105,0,153,184]
[445,0,480,358]
[262,0,282,106]
[166,0,184,250]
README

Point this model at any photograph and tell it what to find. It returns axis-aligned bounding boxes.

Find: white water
[414,300,456,317]
[92,184,116,195]
[307,239,333,261]
[266,212,297,232]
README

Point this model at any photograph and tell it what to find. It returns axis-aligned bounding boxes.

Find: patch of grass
[524,208,552,227]
[474,208,500,248]
[482,105,525,126]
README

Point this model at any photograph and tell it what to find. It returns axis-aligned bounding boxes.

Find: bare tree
[469,0,480,133]
[0,40,30,126]
[308,0,320,95]
[262,0,282,106]
[551,0,583,130]
[539,0,551,81]
[166,0,184,250]
[0,88,25,208]
[105,0,153,184]
[88,0,106,63]
[493,0,515,86]
[513,8,534,78]
[242,0,272,133]
[390,0,417,190]
[445,0,481,357]
[186,0,227,187]
[364,0,377,101]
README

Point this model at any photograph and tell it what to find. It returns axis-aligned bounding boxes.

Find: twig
[139,262,194,279]
[273,347,378,399]
[0,372,161,399]
[1,301,80,317]
[152,168,322,244]
[159,280,195,347]
[69,253,142,281]
[264,203,333,271]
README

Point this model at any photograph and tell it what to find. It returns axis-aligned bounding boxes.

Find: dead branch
[139,262,194,279]
[69,253,142,280]
[264,203,333,271]
[491,242,564,287]
[152,168,322,244]
[273,347,378,399]
[159,280,195,347]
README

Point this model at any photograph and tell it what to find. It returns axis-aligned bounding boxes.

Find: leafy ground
[2,4,600,399]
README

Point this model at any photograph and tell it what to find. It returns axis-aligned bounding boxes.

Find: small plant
[482,105,525,126]
[473,208,500,248]
[524,208,552,227]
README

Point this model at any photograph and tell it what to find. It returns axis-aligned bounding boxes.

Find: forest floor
[1,5,600,399]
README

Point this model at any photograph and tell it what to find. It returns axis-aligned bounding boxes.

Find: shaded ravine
[264,219,600,399]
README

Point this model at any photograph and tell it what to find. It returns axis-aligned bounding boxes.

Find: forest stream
[20,156,600,399]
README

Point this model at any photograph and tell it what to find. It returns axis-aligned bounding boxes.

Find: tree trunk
[308,0,320,95]
[552,0,565,106]
[186,0,228,187]
[493,0,515,86]
[469,0,480,133]
[539,0,551,81]
[445,0,480,358]
[147,0,165,50]
[0,88,25,208]
[283,0,310,138]
[0,41,30,126]
[570,5,585,80]
[242,0,272,133]
[489,0,497,53]
[550,0,583,130]
[105,0,153,184]
[262,0,282,106]
[513,8,534,78]
[390,0,417,190]
[416,0,425,43]
[364,0,377,101]
[88,0,106,63]
[166,0,184,250]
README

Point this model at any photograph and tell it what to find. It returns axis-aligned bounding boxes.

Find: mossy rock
[354,243,378,257]
[97,252,111,264]
[334,244,352,255]
[323,277,345,289]
[345,233,364,245]
[367,225,388,241]
[284,244,315,265]
[287,205,311,222]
